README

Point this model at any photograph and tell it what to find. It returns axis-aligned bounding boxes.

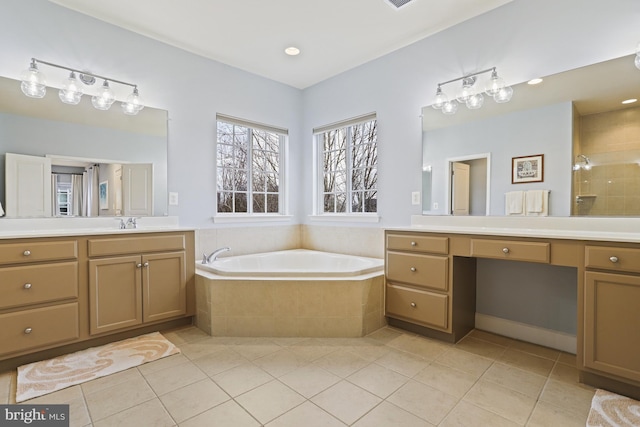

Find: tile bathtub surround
[1,326,597,426]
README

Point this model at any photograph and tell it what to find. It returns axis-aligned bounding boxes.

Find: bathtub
[195,249,386,337]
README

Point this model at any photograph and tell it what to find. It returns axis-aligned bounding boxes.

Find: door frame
[445,152,491,216]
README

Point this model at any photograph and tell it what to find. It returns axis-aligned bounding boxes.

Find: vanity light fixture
[573,154,592,171]
[20,58,144,115]
[431,67,513,115]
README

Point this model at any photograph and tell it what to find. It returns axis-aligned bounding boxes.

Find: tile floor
[0,326,596,426]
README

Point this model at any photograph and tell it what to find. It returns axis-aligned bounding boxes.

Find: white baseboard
[475,313,577,354]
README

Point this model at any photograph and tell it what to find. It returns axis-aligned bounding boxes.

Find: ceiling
[48,0,512,89]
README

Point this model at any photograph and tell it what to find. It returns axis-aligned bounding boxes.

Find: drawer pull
[136,263,142,268]
[143,262,149,267]
[410,241,417,246]
[23,283,32,290]
[23,250,31,256]
[609,256,619,263]
[410,267,416,272]
[502,247,510,254]
[410,302,417,308]
[24,327,32,334]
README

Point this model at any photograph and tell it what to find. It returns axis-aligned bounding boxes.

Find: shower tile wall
[574,106,640,216]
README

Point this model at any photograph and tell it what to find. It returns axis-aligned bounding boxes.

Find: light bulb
[432,86,448,109]
[20,60,46,98]
[456,79,476,103]
[59,71,83,105]
[442,100,458,115]
[121,87,144,115]
[466,93,484,109]
[485,69,505,96]
[91,80,116,110]
[493,86,513,103]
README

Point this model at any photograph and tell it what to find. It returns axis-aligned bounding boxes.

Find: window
[315,114,377,214]
[216,114,287,214]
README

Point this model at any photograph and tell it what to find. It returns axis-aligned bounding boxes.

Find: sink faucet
[125,217,140,229]
[202,247,230,264]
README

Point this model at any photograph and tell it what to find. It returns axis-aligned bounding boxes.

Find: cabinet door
[122,163,153,216]
[5,153,52,218]
[89,255,143,335]
[142,251,186,323]
[584,271,640,382]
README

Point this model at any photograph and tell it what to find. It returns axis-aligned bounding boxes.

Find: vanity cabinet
[88,235,188,335]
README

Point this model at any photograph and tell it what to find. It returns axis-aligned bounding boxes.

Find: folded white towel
[505,191,524,215]
[525,190,549,216]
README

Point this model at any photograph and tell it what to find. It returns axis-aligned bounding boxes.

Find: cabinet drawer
[0,240,77,265]
[386,284,448,329]
[88,234,186,257]
[585,246,640,274]
[387,251,448,291]
[0,262,78,309]
[387,233,448,254]
[470,239,550,263]
[0,303,79,356]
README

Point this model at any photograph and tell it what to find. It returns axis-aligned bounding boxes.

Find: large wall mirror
[421,54,640,217]
[0,75,168,218]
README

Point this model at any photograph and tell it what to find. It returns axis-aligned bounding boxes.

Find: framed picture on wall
[512,154,544,184]
[99,181,108,210]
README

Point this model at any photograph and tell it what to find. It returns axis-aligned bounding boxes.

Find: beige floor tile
[266,401,346,427]
[212,363,274,397]
[346,363,410,398]
[163,326,210,346]
[549,361,580,384]
[352,401,434,427]
[81,368,142,395]
[253,349,309,378]
[278,365,341,398]
[93,398,174,427]
[481,362,547,399]
[191,348,247,377]
[509,340,560,361]
[498,348,555,377]
[527,400,589,427]
[468,329,516,347]
[558,352,577,366]
[387,380,458,425]
[440,401,519,427]
[386,335,449,360]
[455,336,507,359]
[413,362,478,399]
[21,384,84,404]
[85,377,155,421]
[435,348,493,378]
[180,400,260,427]
[235,380,305,424]
[67,397,92,427]
[143,361,207,396]
[159,378,230,423]
[311,380,382,425]
[137,353,191,376]
[374,349,429,377]
[231,341,282,361]
[178,339,228,360]
[538,379,595,418]
[366,326,404,344]
[313,349,370,378]
[463,379,536,425]
[269,337,308,347]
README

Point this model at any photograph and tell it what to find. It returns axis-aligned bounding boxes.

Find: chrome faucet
[125,217,140,229]
[202,247,230,264]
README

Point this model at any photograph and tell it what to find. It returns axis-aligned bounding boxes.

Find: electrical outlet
[169,192,179,206]
[433,202,439,210]
[411,191,420,205]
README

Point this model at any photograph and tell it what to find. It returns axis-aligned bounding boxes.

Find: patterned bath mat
[16,331,180,402]
[587,389,640,427]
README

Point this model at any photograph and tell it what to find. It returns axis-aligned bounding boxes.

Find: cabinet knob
[23,250,31,256]
[23,283,32,290]
[502,247,510,254]
[609,256,619,263]
[137,263,142,268]
[410,241,417,246]
[143,262,149,267]
[410,267,416,272]
[24,327,32,334]
[410,302,417,308]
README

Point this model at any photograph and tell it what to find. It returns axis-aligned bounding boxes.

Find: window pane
[234,126,249,147]
[364,167,377,191]
[252,149,265,173]
[235,192,248,213]
[352,168,364,190]
[234,170,248,191]
[217,143,234,167]
[335,192,347,213]
[267,194,279,213]
[324,193,335,213]
[364,191,377,213]
[252,172,265,192]
[217,122,234,144]
[334,172,347,193]
[252,193,265,213]
[264,150,279,174]
[217,192,233,212]
[265,172,279,192]
[352,191,363,213]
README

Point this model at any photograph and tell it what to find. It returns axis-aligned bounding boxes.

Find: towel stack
[505,190,549,216]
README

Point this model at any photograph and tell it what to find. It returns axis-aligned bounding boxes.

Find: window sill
[308,214,380,223]
[212,214,294,224]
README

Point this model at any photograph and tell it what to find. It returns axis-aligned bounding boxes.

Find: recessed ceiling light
[527,78,543,85]
[284,46,300,56]
[622,98,638,104]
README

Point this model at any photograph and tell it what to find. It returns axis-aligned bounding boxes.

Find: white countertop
[0,216,194,239]
[400,215,640,243]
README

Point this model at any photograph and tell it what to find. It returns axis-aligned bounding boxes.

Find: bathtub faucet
[202,247,230,264]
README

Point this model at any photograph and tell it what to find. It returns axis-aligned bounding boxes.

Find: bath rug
[586,389,640,427]
[16,331,179,402]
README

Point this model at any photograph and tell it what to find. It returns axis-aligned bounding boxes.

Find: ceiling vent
[385,0,414,9]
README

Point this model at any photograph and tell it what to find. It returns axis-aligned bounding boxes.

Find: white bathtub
[197,249,383,278]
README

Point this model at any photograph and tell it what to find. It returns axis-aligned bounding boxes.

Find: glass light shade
[121,88,144,115]
[432,87,448,109]
[573,163,581,171]
[456,82,475,103]
[58,72,83,105]
[466,93,484,109]
[91,80,116,110]
[485,71,505,96]
[493,85,513,103]
[442,100,458,115]
[20,63,46,98]
[583,164,592,171]
[635,54,640,71]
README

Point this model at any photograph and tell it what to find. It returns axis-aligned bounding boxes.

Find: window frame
[214,114,289,221]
